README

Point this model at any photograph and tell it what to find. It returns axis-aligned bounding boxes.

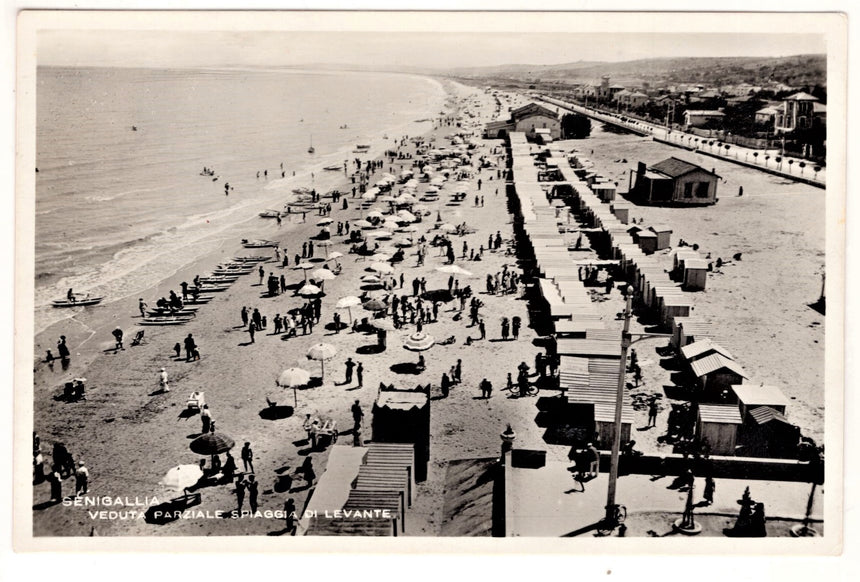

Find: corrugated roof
[698,404,743,424]
[731,384,790,408]
[557,338,622,358]
[748,406,792,425]
[650,157,712,179]
[681,339,734,362]
[690,353,748,379]
[684,259,709,270]
[649,225,672,233]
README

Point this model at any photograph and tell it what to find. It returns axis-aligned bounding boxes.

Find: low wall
[598,450,824,483]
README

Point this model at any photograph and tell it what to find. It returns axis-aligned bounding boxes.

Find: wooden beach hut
[371,386,430,481]
[610,201,631,224]
[683,258,709,290]
[690,354,748,398]
[696,404,742,455]
[739,407,801,458]
[648,225,673,251]
[730,384,790,419]
[681,339,734,365]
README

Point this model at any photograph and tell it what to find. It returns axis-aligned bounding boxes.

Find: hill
[449,54,826,88]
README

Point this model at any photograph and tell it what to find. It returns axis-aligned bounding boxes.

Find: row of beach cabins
[508,131,800,459]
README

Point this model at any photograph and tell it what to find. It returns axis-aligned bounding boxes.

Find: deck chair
[186,391,205,411]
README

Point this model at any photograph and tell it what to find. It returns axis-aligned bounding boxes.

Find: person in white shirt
[159,367,170,393]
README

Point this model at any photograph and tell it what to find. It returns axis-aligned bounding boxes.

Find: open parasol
[439,223,457,233]
[335,295,361,326]
[306,343,337,382]
[370,253,391,263]
[190,430,235,456]
[403,330,436,352]
[371,318,397,332]
[298,283,324,297]
[160,464,204,492]
[369,262,394,274]
[277,367,312,408]
[436,264,473,277]
[363,297,388,312]
[294,262,316,281]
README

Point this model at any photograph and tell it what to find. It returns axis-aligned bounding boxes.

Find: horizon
[37,30,826,70]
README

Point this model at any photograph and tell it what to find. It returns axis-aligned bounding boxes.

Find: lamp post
[605,285,633,525]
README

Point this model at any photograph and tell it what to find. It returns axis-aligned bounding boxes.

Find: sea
[34,66,448,334]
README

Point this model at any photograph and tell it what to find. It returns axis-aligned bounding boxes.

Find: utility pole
[605,286,633,524]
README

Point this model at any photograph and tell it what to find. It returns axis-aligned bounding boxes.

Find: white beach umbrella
[366,210,385,220]
[439,223,458,233]
[397,225,418,233]
[361,192,377,201]
[396,193,417,204]
[298,283,323,297]
[353,219,374,229]
[370,253,391,262]
[335,295,361,325]
[160,464,204,493]
[436,264,473,277]
[277,367,312,407]
[396,210,417,223]
[367,230,392,239]
[294,262,316,281]
[370,262,394,274]
[306,343,337,382]
[312,268,336,281]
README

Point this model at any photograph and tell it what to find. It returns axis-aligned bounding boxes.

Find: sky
[37,29,827,70]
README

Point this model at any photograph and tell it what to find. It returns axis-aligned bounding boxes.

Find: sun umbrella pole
[321,360,325,382]
[294,385,298,409]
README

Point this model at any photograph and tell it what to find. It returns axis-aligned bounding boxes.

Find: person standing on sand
[356,362,364,388]
[139,298,147,317]
[280,275,287,294]
[247,321,256,343]
[184,333,196,361]
[159,367,170,393]
[112,327,124,351]
[454,359,462,383]
[511,316,521,340]
[344,358,355,385]
[479,319,486,340]
[75,461,89,496]
[200,404,212,433]
[241,306,249,327]
[57,336,70,361]
[647,398,659,427]
[258,265,265,285]
[234,479,246,514]
[246,474,259,513]
[241,442,254,473]
[351,400,364,432]
[252,308,262,331]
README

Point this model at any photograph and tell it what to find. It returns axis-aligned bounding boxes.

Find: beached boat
[52,295,103,308]
[195,285,231,292]
[259,210,281,218]
[139,317,193,326]
[146,308,197,317]
[323,165,342,172]
[292,187,312,196]
[354,144,371,152]
[241,239,279,248]
[212,267,253,276]
[184,296,214,305]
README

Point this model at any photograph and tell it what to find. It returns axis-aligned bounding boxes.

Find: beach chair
[186,391,205,411]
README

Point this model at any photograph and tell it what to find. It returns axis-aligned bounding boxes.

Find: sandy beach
[31,81,555,536]
[29,80,827,539]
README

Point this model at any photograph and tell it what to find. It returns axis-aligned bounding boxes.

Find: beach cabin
[690,353,748,399]
[730,384,790,419]
[592,183,617,202]
[371,386,430,481]
[633,230,658,254]
[683,258,709,290]
[593,403,634,450]
[648,225,673,251]
[629,158,719,206]
[696,404,742,455]
[610,201,631,224]
[739,407,801,458]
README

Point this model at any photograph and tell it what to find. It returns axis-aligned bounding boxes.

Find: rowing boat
[323,165,342,172]
[241,239,279,248]
[52,296,103,308]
